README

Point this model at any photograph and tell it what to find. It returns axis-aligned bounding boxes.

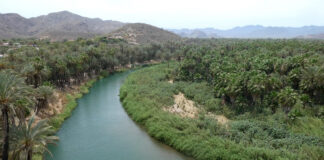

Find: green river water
[46,71,189,160]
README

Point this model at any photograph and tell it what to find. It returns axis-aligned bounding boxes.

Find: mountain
[108,23,181,44]
[0,11,124,40]
[2,11,323,40]
[0,13,34,39]
[170,28,221,38]
[169,25,324,39]
[298,33,324,39]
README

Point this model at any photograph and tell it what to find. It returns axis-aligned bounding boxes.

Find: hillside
[170,25,324,39]
[0,11,124,40]
[0,13,33,39]
[108,23,181,44]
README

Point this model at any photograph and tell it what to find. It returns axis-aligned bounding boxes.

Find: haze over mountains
[169,26,324,39]
[0,11,324,41]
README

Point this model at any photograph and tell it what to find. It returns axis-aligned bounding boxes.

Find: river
[46,71,189,160]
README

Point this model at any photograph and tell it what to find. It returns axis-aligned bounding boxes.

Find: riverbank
[32,78,97,160]
[34,71,115,160]
[38,67,139,131]
[45,69,190,160]
[48,79,97,131]
[35,64,158,160]
[120,63,324,160]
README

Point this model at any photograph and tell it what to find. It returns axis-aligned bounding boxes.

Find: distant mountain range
[0,11,124,40]
[0,11,324,41]
[169,25,324,39]
[0,11,180,43]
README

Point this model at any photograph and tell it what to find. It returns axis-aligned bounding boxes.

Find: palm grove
[178,39,324,114]
[120,39,324,159]
[0,37,323,159]
[0,37,180,160]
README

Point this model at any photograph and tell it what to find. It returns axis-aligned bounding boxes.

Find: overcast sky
[0,0,323,29]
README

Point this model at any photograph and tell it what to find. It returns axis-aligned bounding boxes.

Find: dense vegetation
[1,37,324,160]
[0,37,180,160]
[121,39,324,160]
[177,39,324,115]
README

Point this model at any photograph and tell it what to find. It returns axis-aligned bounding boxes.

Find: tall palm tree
[247,72,267,104]
[22,57,50,88]
[11,115,59,160]
[0,70,33,160]
[35,86,53,113]
[300,65,324,103]
[31,57,50,88]
[277,87,299,114]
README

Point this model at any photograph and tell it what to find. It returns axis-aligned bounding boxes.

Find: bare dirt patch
[164,92,230,125]
[164,92,198,118]
[33,84,82,123]
[38,91,65,118]
[29,90,66,125]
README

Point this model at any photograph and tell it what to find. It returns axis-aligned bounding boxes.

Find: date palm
[11,115,59,160]
[277,87,299,114]
[300,65,324,103]
[0,70,33,160]
[35,86,53,113]
[247,72,267,104]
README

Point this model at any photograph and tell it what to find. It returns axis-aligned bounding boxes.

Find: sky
[0,0,323,29]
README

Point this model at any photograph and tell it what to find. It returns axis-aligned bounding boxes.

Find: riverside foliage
[120,39,324,160]
[121,63,324,160]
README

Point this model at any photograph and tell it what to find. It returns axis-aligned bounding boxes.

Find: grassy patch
[290,117,324,138]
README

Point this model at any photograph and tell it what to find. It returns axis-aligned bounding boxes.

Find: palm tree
[0,70,33,160]
[300,65,324,104]
[35,86,53,113]
[11,115,59,160]
[247,72,267,104]
[277,87,299,114]
[22,57,51,88]
[31,57,50,88]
